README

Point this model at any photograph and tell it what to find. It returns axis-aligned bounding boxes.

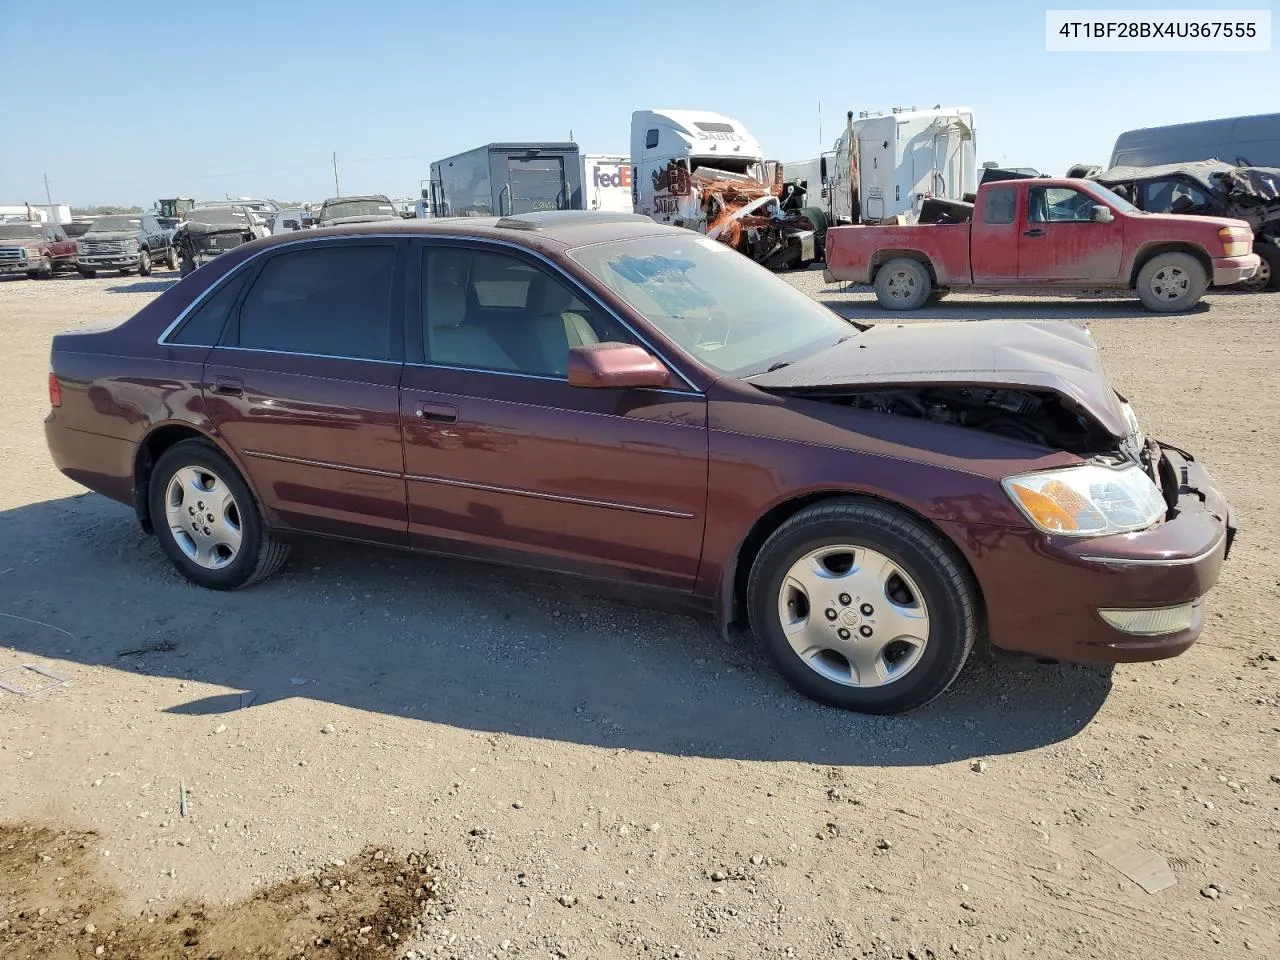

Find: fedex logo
[592,165,632,189]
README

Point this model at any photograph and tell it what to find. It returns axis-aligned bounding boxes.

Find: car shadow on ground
[818,289,1212,322]
[105,278,181,294]
[0,494,1112,767]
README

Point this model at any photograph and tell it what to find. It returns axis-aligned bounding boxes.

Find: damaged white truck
[630,109,819,269]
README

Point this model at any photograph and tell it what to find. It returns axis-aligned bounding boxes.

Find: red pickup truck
[823,177,1260,313]
[0,221,78,279]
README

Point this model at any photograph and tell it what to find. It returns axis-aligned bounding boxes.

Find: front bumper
[943,445,1234,664]
[1212,253,1259,286]
[0,259,35,275]
[78,254,141,269]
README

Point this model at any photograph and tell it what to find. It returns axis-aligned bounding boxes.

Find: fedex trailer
[583,155,633,212]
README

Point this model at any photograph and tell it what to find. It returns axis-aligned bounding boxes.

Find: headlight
[1002,463,1165,537]
[1219,226,1252,258]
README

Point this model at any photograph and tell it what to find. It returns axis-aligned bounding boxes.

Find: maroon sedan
[44,212,1236,714]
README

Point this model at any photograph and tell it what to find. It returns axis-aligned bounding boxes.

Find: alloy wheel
[164,466,242,569]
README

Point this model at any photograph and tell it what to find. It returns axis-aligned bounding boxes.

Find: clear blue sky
[3,0,1276,206]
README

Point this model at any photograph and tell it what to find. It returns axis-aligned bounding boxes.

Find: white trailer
[582,154,633,212]
[818,106,977,224]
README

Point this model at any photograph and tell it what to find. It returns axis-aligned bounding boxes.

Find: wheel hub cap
[1151,266,1189,300]
[164,466,241,569]
[777,545,930,688]
[886,270,917,300]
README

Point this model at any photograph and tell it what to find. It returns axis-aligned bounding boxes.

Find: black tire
[873,257,932,310]
[148,439,290,590]
[165,247,180,271]
[1243,241,1279,292]
[746,498,977,714]
[78,268,97,279]
[1135,252,1207,312]
[180,256,195,278]
[138,249,152,277]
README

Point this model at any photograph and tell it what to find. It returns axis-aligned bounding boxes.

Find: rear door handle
[212,376,243,397]
[415,402,458,423]
[1023,228,1045,238]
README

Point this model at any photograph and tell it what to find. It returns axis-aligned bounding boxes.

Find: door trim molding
[243,449,402,479]
[405,472,697,519]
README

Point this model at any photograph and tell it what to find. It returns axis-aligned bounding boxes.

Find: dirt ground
[1,272,1277,960]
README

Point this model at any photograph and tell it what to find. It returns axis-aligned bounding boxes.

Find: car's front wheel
[138,249,152,276]
[747,499,977,714]
[148,439,290,590]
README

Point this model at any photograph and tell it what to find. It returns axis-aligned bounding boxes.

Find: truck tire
[165,247,180,271]
[874,258,932,310]
[1242,241,1279,292]
[180,256,195,278]
[1136,252,1208,312]
[138,249,152,277]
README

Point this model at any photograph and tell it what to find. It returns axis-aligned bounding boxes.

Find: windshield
[0,224,42,239]
[89,216,141,232]
[321,199,397,221]
[186,209,247,226]
[568,234,855,378]
[1086,182,1141,215]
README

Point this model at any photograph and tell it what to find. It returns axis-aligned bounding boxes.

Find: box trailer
[426,142,583,218]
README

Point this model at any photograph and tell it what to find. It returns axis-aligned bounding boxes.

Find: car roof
[237,211,678,255]
[1095,159,1234,187]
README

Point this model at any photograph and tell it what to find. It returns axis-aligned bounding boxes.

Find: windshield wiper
[763,360,793,373]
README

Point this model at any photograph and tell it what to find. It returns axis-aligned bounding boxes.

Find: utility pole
[569,129,574,142]
[43,172,54,213]
[818,101,822,149]
[332,152,341,197]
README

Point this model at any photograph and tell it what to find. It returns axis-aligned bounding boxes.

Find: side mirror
[819,157,828,180]
[567,343,671,389]
[421,188,429,199]
[1090,205,1114,223]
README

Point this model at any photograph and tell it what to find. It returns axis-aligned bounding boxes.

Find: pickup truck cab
[77,213,178,278]
[0,221,77,279]
[824,177,1260,312]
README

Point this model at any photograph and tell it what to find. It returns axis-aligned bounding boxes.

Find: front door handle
[1023,228,1046,238]
[415,402,458,423]
[212,376,243,397]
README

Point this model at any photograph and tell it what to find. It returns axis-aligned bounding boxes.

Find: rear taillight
[48,371,62,407]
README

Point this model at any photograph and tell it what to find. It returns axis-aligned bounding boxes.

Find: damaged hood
[748,320,1129,438]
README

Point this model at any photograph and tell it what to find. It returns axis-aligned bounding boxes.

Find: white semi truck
[630,108,818,269]
[792,106,977,226]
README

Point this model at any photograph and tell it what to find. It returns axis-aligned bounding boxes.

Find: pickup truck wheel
[138,249,153,276]
[1136,252,1207,312]
[746,498,977,714]
[165,247,180,271]
[874,258,932,310]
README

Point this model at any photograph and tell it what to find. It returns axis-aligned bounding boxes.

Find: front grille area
[0,247,27,263]
[81,240,129,255]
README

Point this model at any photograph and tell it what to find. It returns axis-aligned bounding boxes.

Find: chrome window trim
[401,360,699,397]
[159,231,704,395]
[215,345,402,366]
[405,472,696,519]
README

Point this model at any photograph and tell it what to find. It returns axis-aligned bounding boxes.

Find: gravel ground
[1,271,1278,960]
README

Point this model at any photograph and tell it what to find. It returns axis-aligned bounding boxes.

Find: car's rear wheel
[138,249,152,276]
[747,499,977,714]
[873,258,932,310]
[165,247,180,271]
[148,440,290,590]
[1136,252,1207,312]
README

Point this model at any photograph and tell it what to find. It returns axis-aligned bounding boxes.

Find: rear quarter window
[167,269,251,346]
[982,187,1016,224]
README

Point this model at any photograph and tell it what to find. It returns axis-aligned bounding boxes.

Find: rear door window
[235,243,396,360]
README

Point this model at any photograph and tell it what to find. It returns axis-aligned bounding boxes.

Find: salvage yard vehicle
[76,213,177,278]
[632,109,818,269]
[316,195,400,226]
[0,221,76,278]
[172,206,269,277]
[426,142,584,218]
[1087,160,1280,291]
[43,211,1236,714]
[824,177,1260,312]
